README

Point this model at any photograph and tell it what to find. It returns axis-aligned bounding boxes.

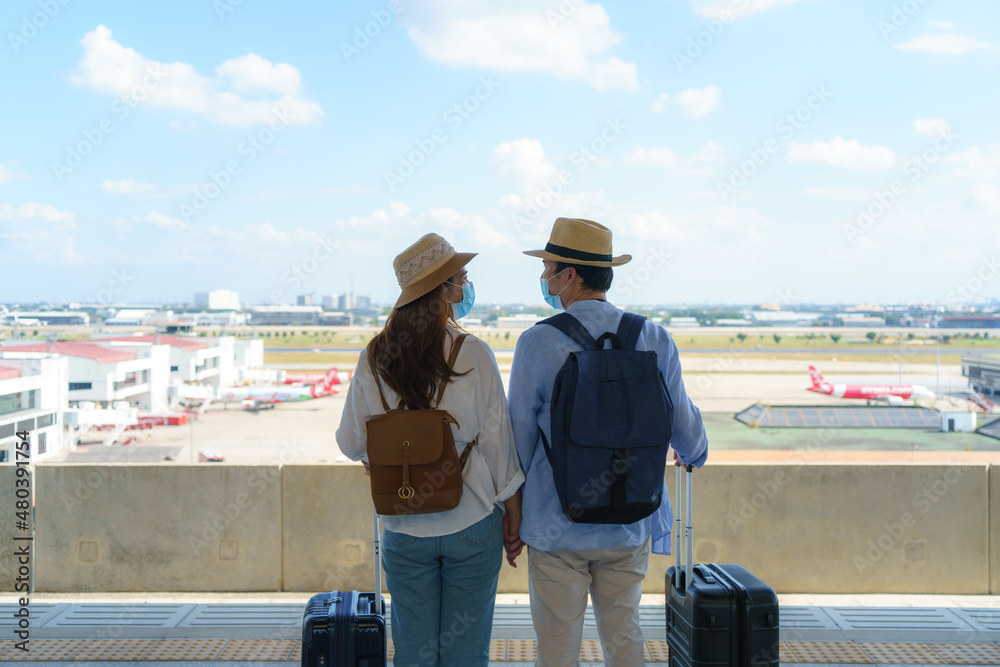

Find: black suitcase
[301,510,387,667]
[666,466,779,667]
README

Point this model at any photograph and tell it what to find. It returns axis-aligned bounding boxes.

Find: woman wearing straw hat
[337,232,525,667]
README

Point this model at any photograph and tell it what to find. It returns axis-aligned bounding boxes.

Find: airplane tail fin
[320,368,338,392]
[808,365,825,388]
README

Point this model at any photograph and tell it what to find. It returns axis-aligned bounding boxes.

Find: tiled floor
[3,637,1000,663]
[2,599,1000,664]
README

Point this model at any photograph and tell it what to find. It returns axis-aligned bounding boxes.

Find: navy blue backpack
[538,311,674,524]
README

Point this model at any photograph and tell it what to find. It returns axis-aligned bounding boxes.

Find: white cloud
[787,136,896,170]
[941,145,1000,181]
[490,139,562,190]
[894,32,989,55]
[133,211,186,230]
[927,20,955,30]
[674,85,722,117]
[69,25,322,127]
[692,0,814,20]
[0,202,75,225]
[649,86,721,117]
[625,142,726,176]
[345,203,413,227]
[588,56,637,91]
[0,162,28,184]
[913,118,952,137]
[248,221,290,244]
[801,186,872,201]
[402,1,636,91]
[971,183,1000,212]
[216,53,301,96]
[102,179,158,195]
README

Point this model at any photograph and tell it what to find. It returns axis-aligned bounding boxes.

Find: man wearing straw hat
[506,217,708,667]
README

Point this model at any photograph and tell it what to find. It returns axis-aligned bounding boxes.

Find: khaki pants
[527,539,649,667]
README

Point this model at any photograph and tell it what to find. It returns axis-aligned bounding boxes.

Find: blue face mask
[446,280,475,320]
[540,269,569,310]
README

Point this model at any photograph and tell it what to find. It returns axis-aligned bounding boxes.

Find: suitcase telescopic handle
[674,464,694,592]
[373,507,382,613]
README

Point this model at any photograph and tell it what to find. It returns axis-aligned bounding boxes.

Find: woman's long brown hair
[367,284,470,410]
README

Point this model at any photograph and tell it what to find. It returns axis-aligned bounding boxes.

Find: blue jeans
[382,507,503,667]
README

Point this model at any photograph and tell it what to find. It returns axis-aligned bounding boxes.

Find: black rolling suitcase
[666,466,779,667]
[301,509,387,667]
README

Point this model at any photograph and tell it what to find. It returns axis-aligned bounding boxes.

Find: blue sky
[1,0,998,309]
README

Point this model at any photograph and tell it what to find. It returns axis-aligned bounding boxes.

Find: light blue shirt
[507,299,708,554]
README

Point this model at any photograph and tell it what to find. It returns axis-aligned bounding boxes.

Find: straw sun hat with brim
[523,217,632,267]
[392,233,477,309]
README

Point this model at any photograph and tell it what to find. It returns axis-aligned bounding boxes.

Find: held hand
[672,448,684,467]
[502,514,525,567]
[362,460,371,476]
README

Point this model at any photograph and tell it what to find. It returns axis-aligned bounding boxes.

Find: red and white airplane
[220,368,345,412]
[806,366,935,406]
[282,367,353,386]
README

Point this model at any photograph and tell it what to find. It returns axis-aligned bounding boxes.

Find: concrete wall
[0,464,27,592]
[992,464,999,594]
[661,464,989,595]
[34,465,282,591]
[4,463,994,594]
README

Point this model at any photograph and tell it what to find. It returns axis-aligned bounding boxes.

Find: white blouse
[336,328,525,537]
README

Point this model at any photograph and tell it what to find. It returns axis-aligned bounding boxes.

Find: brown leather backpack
[366,333,478,515]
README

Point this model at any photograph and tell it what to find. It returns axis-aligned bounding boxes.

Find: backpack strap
[537,313,597,349]
[434,333,469,408]
[615,312,647,351]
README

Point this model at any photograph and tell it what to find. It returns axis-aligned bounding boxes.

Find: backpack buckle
[398,441,415,499]
[612,449,631,475]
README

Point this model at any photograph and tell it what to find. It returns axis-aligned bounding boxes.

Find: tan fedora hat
[523,217,631,267]
[392,233,477,309]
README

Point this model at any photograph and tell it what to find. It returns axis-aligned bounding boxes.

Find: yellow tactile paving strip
[0,638,999,662]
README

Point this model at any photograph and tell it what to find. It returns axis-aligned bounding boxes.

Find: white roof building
[0,355,69,462]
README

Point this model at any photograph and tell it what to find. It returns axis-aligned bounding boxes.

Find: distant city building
[4,311,90,326]
[935,315,1000,329]
[180,312,248,327]
[496,314,543,331]
[716,319,751,326]
[195,290,240,311]
[319,311,351,326]
[668,317,699,328]
[249,305,322,326]
[750,311,822,325]
[321,294,338,309]
[355,294,372,310]
[338,293,354,311]
[963,353,1000,395]
[297,295,312,306]
[105,309,157,326]
[0,355,69,462]
[840,315,886,328]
